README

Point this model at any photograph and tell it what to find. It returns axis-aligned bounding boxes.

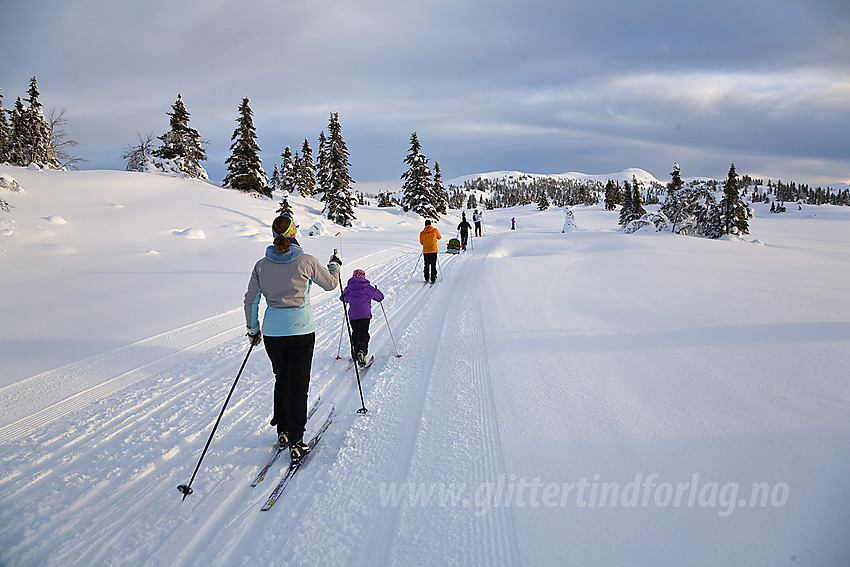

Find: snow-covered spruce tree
[277,192,294,218]
[323,113,356,226]
[377,191,394,207]
[270,164,282,193]
[630,176,647,218]
[0,88,11,163]
[400,132,437,219]
[222,98,270,197]
[618,180,634,226]
[315,131,331,195]
[431,162,449,216]
[292,152,302,194]
[297,138,316,197]
[153,94,207,179]
[10,78,57,168]
[280,146,296,193]
[717,163,750,237]
[660,163,698,234]
[603,179,620,211]
[562,206,577,232]
[537,191,550,210]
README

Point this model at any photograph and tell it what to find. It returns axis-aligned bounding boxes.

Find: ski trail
[0,309,245,443]
[384,235,521,566]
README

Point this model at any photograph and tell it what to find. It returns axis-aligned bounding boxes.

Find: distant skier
[511,217,516,230]
[457,213,472,250]
[341,269,384,367]
[419,219,442,283]
[244,215,341,462]
[473,210,483,237]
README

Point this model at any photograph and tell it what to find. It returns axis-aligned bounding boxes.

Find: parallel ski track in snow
[0,241,519,566]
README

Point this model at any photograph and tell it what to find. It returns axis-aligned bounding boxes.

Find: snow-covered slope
[448,167,663,186]
[1,165,849,566]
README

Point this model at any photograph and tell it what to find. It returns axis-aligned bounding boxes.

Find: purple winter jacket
[342,277,384,320]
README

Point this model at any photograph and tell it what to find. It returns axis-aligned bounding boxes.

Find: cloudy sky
[2,0,848,188]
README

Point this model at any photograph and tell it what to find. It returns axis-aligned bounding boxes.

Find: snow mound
[44,215,68,225]
[0,174,24,193]
[135,155,209,180]
[305,221,329,236]
[171,227,207,239]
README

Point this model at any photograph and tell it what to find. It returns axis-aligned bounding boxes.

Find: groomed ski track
[0,235,521,566]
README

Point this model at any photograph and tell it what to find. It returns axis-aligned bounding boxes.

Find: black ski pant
[459,230,469,247]
[423,252,438,282]
[264,333,315,443]
[474,221,482,236]
[350,318,371,356]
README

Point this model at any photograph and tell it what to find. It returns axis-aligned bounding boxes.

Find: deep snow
[1,165,849,566]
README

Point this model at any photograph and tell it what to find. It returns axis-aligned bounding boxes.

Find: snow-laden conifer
[401,132,437,219]
[297,138,316,197]
[222,98,270,197]
[153,94,207,179]
[323,113,356,226]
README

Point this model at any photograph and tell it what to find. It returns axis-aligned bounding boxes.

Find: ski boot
[277,430,290,449]
[290,439,311,462]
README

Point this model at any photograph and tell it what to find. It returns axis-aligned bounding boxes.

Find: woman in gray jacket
[244,215,341,462]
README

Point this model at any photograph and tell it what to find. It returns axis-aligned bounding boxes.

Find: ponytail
[271,216,293,254]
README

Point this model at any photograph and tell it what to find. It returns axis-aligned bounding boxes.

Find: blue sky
[2,0,848,189]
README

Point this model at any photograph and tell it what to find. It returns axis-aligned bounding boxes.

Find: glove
[328,254,342,270]
[247,328,262,346]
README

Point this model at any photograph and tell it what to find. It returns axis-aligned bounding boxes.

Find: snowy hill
[1,165,849,566]
[448,167,664,187]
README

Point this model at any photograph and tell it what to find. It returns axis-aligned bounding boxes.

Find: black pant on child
[264,333,315,442]
[423,252,438,282]
[350,318,371,356]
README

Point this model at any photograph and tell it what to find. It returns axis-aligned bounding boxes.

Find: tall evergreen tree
[222,98,270,197]
[537,191,550,210]
[316,131,331,195]
[660,163,695,233]
[618,180,634,226]
[10,78,56,168]
[153,94,207,178]
[280,146,296,193]
[718,163,750,236]
[297,138,316,197]
[270,164,282,193]
[431,161,448,216]
[603,179,620,211]
[401,132,436,218]
[324,113,356,226]
[631,175,647,219]
[0,88,10,163]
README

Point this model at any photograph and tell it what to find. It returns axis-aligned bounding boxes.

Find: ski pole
[335,310,346,360]
[379,301,402,358]
[408,251,423,284]
[336,250,368,414]
[178,341,254,501]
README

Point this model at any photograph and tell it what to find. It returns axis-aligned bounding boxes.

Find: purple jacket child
[343,270,384,319]
[342,269,384,365]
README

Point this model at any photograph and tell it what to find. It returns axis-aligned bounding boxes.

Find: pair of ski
[345,355,374,371]
[252,399,335,511]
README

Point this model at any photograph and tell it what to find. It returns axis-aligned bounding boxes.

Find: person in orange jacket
[419,219,442,283]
